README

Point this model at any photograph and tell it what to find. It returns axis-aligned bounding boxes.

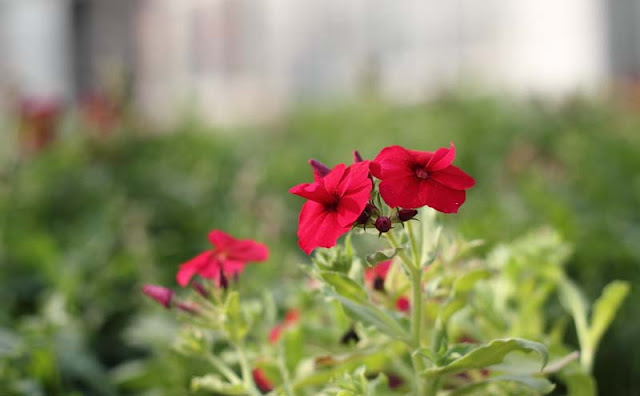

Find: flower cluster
[290,143,475,254]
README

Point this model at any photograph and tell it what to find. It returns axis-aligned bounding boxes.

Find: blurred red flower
[252,368,274,393]
[289,161,372,254]
[370,143,475,213]
[268,309,300,344]
[176,230,268,286]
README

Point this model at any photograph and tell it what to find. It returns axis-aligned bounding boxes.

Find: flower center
[415,168,429,179]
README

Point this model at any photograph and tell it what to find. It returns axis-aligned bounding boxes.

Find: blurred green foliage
[0,95,638,394]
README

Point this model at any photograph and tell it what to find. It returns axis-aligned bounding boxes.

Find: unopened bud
[252,368,274,393]
[309,159,331,178]
[398,209,418,222]
[353,150,364,163]
[142,284,173,308]
[219,267,229,290]
[340,325,360,345]
[355,203,377,226]
[375,216,392,234]
[176,301,200,315]
[192,281,208,297]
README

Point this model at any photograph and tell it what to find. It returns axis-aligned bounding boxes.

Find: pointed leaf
[365,249,398,267]
[422,338,548,378]
[588,281,629,350]
[320,271,368,303]
[335,296,410,342]
[449,374,555,396]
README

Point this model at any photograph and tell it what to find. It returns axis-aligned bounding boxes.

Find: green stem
[385,231,428,396]
[207,354,242,384]
[235,342,261,396]
[277,346,295,396]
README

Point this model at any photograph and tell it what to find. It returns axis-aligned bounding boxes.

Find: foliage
[0,95,637,394]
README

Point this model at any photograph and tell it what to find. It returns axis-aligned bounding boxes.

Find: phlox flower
[370,143,475,213]
[176,230,268,286]
[289,161,372,254]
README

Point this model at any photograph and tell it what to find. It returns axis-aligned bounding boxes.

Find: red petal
[297,200,351,254]
[226,239,269,262]
[429,165,475,190]
[426,142,456,171]
[322,163,347,193]
[378,176,424,208]
[370,146,414,180]
[289,182,334,205]
[418,180,467,213]
[176,251,213,286]
[208,230,235,248]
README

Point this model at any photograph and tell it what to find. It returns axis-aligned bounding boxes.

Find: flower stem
[234,342,261,396]
[386,230,427,396]
[207,354,242,384]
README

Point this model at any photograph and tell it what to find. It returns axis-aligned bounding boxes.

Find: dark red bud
[142,284,173,308]
[355,203,377,225]
[340,326,360,345]
[398,209,418,222]
[219,267,229,290]
[308,159,331,178]
[192,281,208,297]
[353,150,364,163]
[375,216,392,233]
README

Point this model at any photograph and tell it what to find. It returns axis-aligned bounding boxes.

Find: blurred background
[0,0,638,395]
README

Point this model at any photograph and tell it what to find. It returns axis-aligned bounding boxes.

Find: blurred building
[0,0,637,125]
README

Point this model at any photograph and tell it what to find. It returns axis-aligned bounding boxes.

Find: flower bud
[355,203,377,226]
[375,216,392,234]
[353,150,364,163]
[252,368,274,393]
[142,284,173,308]
[176,301,200,315]
[398,209,418,222]
[340,325,360,345]
[395,296,410,312]
[192,281,209,297]
[219,267,229,290]
[308,159,331,178]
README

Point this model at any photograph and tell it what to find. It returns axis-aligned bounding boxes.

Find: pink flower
[370,143,475,213]
[176,230,269,286]
[289,161,373,254]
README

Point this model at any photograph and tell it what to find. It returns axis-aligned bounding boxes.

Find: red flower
[268,309,300,344]
[290,161,373,254]
[370,143,475,213]
[252,368,274,393]
[176,230,269,286]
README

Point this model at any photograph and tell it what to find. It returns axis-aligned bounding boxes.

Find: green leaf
[588,281,629,350]
[365,249,398,267]
[335,296,410,342]
[562,371,596,396]
[449,374,555,396]
[422,338,548,378]
[191,374,246,394]
[320,271,368,303]
[453,269,492,294]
